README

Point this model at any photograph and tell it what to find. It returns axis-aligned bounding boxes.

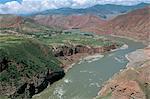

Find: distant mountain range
[32,7,150,41]
[35,2,150,19]
[1,4,150,41]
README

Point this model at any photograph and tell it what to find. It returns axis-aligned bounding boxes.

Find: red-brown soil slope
[33,14,106,30]
[103,7,150,40]
[0,14,22,28]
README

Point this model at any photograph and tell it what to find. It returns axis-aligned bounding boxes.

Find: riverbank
[58,44,120,72]
[30,42,120,99]
[32,34,145,99]
[63,53,104,72]
[62,43,128,72]
[125,48,150,67]
[96,46,150,99]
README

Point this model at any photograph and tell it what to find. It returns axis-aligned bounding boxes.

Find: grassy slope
[0,35,61,84]
[21,19,63,34]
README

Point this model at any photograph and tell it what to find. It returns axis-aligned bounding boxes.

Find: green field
[36,31,122,47]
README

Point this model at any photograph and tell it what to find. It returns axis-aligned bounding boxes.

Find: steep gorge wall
[53,44,118,57]
[0,38,65,99]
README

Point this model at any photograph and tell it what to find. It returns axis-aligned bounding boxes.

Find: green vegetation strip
[38,33,121,47]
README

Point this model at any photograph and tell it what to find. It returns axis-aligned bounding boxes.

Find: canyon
[0,26,120,98]
[0,3,150,99]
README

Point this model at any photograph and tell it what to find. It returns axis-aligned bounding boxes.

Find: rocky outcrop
[52,44,119,71]
[10,70,65,99]
[98,80,147,99]
[0,57,10,72]
[53,44,118,57]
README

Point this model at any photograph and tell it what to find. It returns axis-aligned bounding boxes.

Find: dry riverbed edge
[95,46,150,99]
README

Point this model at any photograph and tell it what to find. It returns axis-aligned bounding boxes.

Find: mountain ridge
[103,7,150,41]
[34,3,150,19]
[1,6,149,41]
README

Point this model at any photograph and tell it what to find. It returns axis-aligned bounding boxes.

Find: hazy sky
[0,0,150,14]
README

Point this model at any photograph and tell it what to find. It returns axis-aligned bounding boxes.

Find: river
[33,35,145,99]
